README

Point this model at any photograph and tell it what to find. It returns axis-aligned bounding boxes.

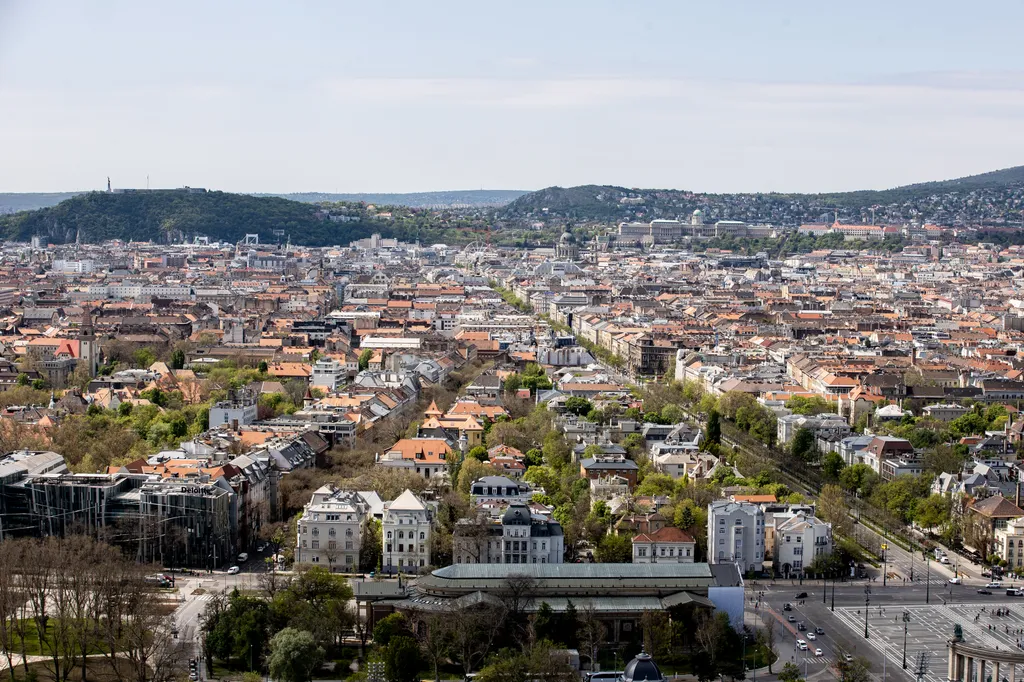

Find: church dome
[560,230,576,244]
[622,650,664,682]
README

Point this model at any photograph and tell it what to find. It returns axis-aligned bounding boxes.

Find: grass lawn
[3,620,109,657]
[6,658,130,682]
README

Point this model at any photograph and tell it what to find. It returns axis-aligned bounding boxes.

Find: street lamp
[881,543,888,586]
[902,611,911,669]
[831,571,836,611]
[864,585,871,639]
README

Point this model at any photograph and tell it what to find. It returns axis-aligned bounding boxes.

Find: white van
[797,639,808,651]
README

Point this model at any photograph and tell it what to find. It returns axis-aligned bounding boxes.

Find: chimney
[231,419,239,432]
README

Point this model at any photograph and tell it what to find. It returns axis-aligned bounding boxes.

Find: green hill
[0,190,387,246]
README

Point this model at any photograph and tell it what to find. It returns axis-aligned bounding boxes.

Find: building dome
[560,230,576,244]
[622,650,664,682]
[502,502,531,526]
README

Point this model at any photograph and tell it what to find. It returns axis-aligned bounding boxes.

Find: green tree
[914,494,952,530]
[704,409,721,448]
[170,349,186,370]
[595,534,632,563]
[661,403,684,424]
[565,397,593,416]
[373,612,412,647]
[384,636,422,682]
[822,451,845,480]
[790,427,816,462]
[778,662,804,682]
[786,395,834,415]
[468,445,489,462]
[358,348,373,371]
[839,463,879,496]
[257,359,268,374]
[132,347,156,368]
[267,628,325,682]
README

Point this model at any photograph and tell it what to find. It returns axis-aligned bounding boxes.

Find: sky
[1,0,1023,194]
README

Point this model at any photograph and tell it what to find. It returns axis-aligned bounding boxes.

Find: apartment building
[382,489,432,572]
[707,500,765,573]
[295,486,375,571]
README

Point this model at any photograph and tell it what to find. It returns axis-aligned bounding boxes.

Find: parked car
[587,673,623,682]
[237,553,249,563]
[227,566,240,575]
[941,556,951,564]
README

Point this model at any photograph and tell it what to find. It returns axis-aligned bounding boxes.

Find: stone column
[995,661,1001,682]
[968,657,975,682]
[950,648,958,682]
[1010,662,1017,682]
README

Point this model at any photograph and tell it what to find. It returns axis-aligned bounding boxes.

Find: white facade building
[295,486,375,571]
[772,513,833,577]
[453,502,563,565]
[707,500,765,573]
[632,526,696,564]
[311,358,346,392]
[382,489,433,573]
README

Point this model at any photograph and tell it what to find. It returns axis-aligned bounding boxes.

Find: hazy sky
[1,1,1023,194]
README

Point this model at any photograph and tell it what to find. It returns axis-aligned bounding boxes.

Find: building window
[328,541,337,550]
[329,528,336,537]
[420,532,425,540]
[312,541,319,550]
[346,528,353,537]
[346,541,353,550]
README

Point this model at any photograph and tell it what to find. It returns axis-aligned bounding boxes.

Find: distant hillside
[501,166,1024,227]
[263,189,527,208]
[0,192,84,214]
[0,190,387,246]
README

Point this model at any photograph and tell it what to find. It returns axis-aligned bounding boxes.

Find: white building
[208,390,258,429]
[995,516,1024,572]
[772,513,833,577]
[469,475,533,504]
[707,500,765,573]
[383,489,433,573]
[295,486,375,571]
[632,526,696,564]
[311,358,346,392]
[453,502,563,565]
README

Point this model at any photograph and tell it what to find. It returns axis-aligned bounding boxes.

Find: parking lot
[833,601,1024,682]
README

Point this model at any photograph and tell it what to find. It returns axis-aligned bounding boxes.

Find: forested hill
[0,190,387,246]
[500,166,1024,226]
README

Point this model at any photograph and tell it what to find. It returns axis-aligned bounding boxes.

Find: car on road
[797,622,806,631]
[941,556,951,564]
[586,673,623,682]
[844,654,854,663]
[237,553,248,563]
[987,582,1003,588]
[807,632,817,640]
[815,627,824,635]
[795,592,808,599]
[978,589,993,594]
[788,615,797,622]
[189,674,197,682]
[227,566,240,575]
[796,640,808,651]
[783,603,792,611]
[949,577,962,584]
[815,648,823,656]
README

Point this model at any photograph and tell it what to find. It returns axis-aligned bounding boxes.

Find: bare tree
[454,512,492,564]
[449,604,506,676]
[414,611,453,682]
[577,605,607,672]
[0,543,22,680]
[756,618,777,674]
